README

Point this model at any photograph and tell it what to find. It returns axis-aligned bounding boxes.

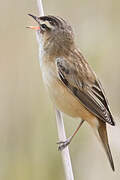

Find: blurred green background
[0,0,120,179]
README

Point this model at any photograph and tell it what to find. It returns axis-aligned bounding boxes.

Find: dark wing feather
[56,57,115,126]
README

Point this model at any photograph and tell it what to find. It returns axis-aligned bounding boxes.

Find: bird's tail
[93,120,115,171]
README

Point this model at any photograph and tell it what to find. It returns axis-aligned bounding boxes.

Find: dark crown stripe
[39,15,64,27]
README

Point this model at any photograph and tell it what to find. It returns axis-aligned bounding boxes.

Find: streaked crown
[28,14,75,56]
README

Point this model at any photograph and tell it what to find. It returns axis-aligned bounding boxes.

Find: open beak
[27,14,40,30]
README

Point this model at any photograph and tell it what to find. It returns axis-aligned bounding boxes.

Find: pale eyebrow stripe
[40,16,63,27]
[41,21,53,29]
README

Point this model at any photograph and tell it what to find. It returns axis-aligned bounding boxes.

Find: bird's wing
[56,56,115,126]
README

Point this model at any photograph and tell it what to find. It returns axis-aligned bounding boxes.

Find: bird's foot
[57,137,71,151]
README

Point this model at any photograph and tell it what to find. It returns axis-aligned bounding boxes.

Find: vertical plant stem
[36,1,74,179]
[56,109,74,180]
[37,0,44,16]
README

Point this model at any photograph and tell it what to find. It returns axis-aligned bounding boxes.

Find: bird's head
[28,14,75,56]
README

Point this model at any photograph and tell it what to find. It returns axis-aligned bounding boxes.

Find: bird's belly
[41,65,94,121]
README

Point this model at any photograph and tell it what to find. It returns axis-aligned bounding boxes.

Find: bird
[27,14,115,171]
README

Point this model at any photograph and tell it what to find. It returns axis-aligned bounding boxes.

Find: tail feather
[95,120,115,171]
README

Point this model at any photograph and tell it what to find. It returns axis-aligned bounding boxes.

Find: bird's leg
[57,120,84,151]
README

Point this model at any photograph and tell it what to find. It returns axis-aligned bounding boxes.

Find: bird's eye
[41,24,48,29]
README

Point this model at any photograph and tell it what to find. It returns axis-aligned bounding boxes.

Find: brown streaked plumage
[28,14,115,171]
